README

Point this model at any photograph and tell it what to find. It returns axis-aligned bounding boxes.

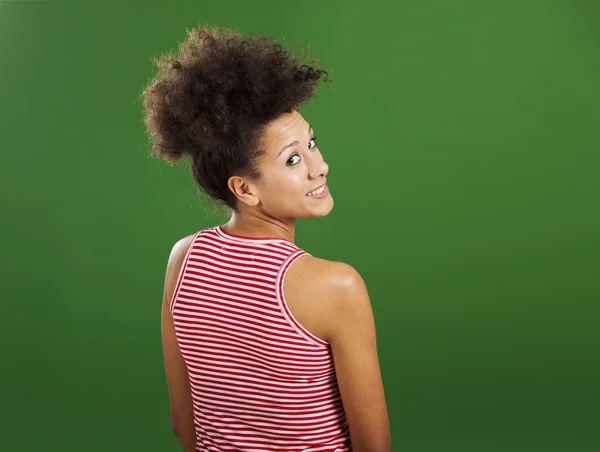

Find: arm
[325,263,391,452]
[162,236,197,452]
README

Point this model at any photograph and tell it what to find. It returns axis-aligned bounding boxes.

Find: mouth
[306,183,328,197]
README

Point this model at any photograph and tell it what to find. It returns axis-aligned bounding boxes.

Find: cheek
[270,171,301,190]
[280,175,306,197]
[261,173,305,202]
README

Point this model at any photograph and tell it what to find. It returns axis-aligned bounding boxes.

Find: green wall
[1,1,599,450]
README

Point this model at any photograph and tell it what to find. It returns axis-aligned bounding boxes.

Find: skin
[225,109,334,241]
[162,110,391,452]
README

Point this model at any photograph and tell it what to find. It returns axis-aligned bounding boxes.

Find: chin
[304,195,334,218]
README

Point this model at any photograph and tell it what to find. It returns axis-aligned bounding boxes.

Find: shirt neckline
[215,225,294,244]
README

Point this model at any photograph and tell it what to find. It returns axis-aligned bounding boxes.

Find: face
[232,110,333,219]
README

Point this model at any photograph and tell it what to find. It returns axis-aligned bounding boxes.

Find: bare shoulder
[163,233,197,305]
[170,234,196,261]
[167,233,196,276]
[283,255,369,343]
[289,255,363,288]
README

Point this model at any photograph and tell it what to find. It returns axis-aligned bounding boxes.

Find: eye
[308,136,318,150]
[287,154,300,166]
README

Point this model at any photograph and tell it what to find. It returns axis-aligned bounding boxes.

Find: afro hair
[141,25,330,211]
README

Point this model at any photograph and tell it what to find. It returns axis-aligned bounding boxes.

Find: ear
[227,175,260,207]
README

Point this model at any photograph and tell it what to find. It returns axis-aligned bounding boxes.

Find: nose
[308,155,329,180]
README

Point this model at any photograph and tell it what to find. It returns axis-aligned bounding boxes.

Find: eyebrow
[276,123,313,158]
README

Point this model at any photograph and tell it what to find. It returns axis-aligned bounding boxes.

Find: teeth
[307,186,325,196]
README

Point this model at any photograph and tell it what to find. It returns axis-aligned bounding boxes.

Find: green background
[1,0,599,450]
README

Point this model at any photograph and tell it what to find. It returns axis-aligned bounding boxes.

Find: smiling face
[228,110,333,220]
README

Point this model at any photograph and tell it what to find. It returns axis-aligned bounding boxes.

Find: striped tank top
[170,225,351,451]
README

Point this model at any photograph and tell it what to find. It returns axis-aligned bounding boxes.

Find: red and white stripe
[170,226,351,451]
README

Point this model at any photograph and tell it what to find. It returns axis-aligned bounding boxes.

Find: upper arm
[162,235,196,437]
[325,263,391,452]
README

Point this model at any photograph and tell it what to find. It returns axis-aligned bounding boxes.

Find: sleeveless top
[170,226,351,451]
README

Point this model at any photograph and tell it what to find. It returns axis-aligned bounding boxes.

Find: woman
[141,25,390,452]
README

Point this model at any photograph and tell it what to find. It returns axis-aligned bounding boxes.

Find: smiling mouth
[306,184,326,197]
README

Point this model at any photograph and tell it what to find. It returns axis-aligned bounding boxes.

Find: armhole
[275,249,330,348]
[168,231,202,315]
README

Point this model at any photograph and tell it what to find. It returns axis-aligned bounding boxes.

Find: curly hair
[140,25,331,211]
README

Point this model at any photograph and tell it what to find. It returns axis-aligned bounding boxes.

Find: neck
[224,210,296,242]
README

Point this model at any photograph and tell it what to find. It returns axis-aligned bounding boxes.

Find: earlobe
[242,183,260,207]
[240,192,260,208]
[246,196,260,207]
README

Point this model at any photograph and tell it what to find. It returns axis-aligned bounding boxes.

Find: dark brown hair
[140,25,330,211]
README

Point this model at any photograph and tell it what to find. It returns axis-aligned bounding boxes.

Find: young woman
[142,25,390,452]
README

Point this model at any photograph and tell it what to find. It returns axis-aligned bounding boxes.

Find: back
[170,226,351,451]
